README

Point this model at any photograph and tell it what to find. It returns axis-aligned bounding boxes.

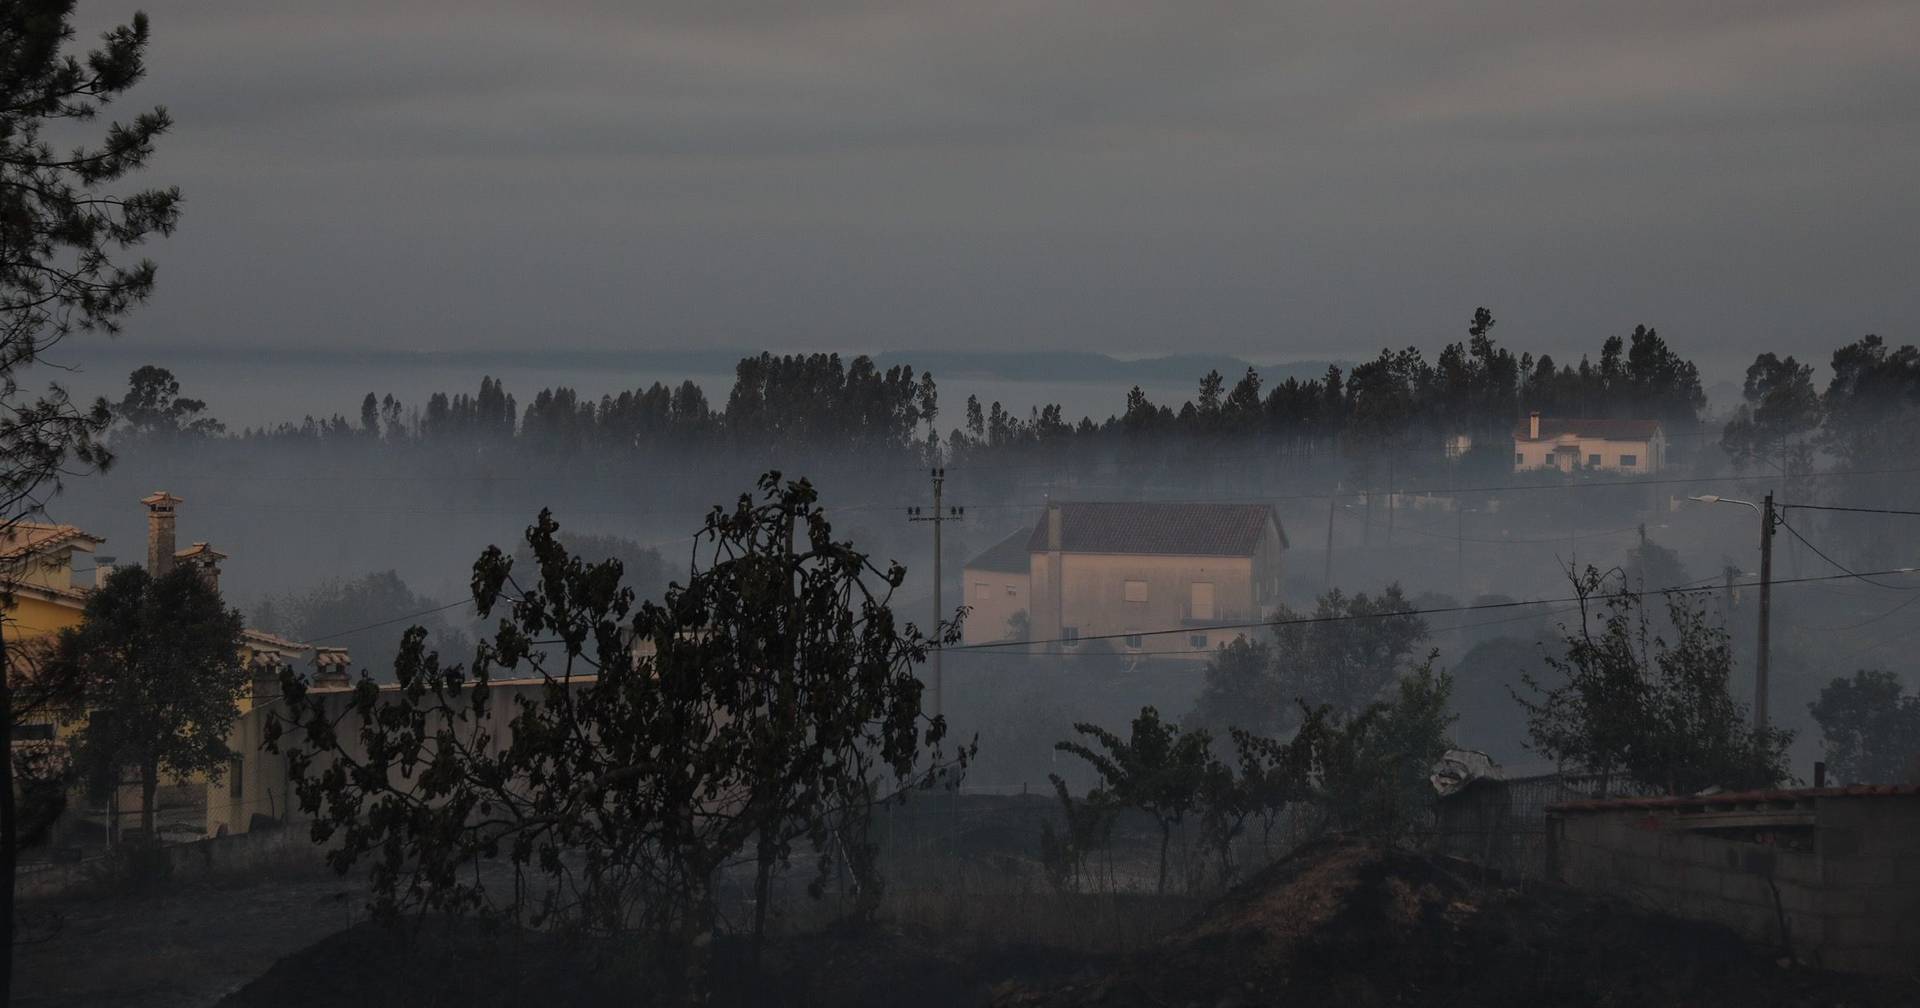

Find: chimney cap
[141,490,183,507]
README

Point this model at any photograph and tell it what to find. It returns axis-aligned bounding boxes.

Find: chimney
[1528,411,1541,440]
[312,648,352,689]
[141,491,182,577]
[91,554,116,589]
[249,653,285,705]
[1045,501,1063,551]
[181,543,223,593]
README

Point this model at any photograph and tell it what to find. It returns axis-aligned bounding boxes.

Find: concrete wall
[1032,552,1259,654]
[209,678,566,837]
[961,566,1030,644]
[1513,435,1661,473]
[1548,795,1920,975]
[16,825,319,901]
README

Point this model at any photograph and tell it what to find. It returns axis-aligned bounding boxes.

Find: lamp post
[1687,493,1775,730]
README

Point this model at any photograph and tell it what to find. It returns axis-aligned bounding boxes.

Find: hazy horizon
[56,1,1920,370]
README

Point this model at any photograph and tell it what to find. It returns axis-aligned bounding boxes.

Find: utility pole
[1456,504,1465,598]
[1687,493,1777,732]
[1722,564,1736,626]
[1385,452,1395,547]
[1757,493,1775,731]
[1324,482,1339,591]
[907,468,962,720]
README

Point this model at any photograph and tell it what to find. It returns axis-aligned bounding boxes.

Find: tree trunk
[1,621,15,1005]
[140,757,158,838]
[1157,820,1171,896]
[673,873,718,1006]
[751,825,775,966]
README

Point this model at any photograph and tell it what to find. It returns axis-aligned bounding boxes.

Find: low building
[1547,786,1920,975]
[1512,412,1665,473]
[961,529,1035,644]
[962,501,1286,655]
[0,492,347,839]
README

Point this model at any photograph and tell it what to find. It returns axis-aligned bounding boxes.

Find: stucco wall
[1513,436,1660,473]
[1034,552,1256,653]
[961,566,1030,644]
[208,678,562,837]
[1548,796,1920,975]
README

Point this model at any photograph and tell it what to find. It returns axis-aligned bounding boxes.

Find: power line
[953,566,1920,653]
[1788,593,1920,633]
[304,598,475,642]
[1774,518,1920,592]
[1781,503,1920,518]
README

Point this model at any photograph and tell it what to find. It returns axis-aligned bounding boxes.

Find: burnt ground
[21,839,1916,1007]
[214,916,1112,1008]
[997,840,1916,1008]
[11,872,362,1008]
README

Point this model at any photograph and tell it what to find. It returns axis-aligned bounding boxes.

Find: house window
[1006,584,1019,596]
[1191,582,1215,620]
[1124,634,1143,649]
[1124,579,1149,603]
[1620,454,1638,467]
[973,581,990,601]
[1514,452,1523,466]
[1189,634,1208,649]
[1062,626,1080,646]
[230,756,245,803]
[1587,453,1601,467]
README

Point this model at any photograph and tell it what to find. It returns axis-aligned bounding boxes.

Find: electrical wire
[1787,593,1920,633]
[951,566,1920,653]
[1781,504,1920,518]
[1774,518,1920,591]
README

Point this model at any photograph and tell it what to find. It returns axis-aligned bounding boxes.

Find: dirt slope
[995,839,1908,1007]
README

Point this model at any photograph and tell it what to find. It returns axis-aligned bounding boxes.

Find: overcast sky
[68,1,1920,377]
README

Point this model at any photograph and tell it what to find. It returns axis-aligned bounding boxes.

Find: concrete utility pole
[1385,453,1395,547]
[1757,493,1775,731]
[1687,493,1776,731]
[1324,482,1339,591]
[907,468,962,719]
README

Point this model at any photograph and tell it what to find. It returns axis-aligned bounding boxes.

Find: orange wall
[961,567,1030,644]
[1032,552,1269,655]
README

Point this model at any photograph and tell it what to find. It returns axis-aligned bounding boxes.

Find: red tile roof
[0,522,104,563]
[1026,502,1286,557]
[1548,784,1920,813]
[1515,418,1663,442]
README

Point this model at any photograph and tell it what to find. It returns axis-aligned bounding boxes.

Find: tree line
[111,313,1719,471]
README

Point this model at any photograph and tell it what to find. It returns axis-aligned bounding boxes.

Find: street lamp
[1686,493,1775,731]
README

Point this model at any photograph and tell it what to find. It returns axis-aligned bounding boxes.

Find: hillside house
[962,501,1287,656]
[1512,412,1666,473]
[1,492,347,840]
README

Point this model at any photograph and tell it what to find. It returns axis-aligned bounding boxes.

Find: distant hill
[63,344,1348,387]
[871,350,1346,386]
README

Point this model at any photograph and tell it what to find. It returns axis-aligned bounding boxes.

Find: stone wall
[1548,793,1920,975]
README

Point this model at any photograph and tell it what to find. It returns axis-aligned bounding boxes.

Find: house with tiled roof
[961,501,1286,655]
[1513,411,1666,473]
[1,493,350,840]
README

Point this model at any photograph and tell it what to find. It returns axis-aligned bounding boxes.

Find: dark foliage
[268,475,968,997]
[1808,669,1920,785]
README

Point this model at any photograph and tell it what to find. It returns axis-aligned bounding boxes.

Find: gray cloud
[60,0,1920,378]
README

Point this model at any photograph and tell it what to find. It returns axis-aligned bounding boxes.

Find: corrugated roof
[1025,501,1286,557]
[1515,418,1663,442]
[966,528,1034,573]
[1548,784,1920,813]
